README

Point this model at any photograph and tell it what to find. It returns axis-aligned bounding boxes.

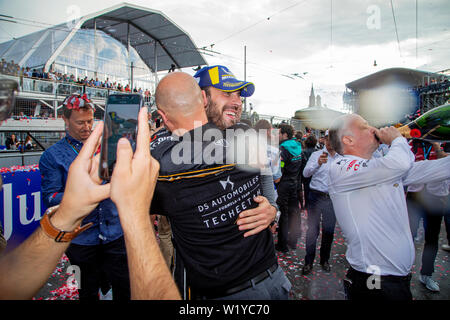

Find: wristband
[40,205,93,242]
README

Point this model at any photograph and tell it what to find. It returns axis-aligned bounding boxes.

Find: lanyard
[65,137,81,155]
[422,143,432,160]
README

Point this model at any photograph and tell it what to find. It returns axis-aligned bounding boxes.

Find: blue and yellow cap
[193,65,255,97]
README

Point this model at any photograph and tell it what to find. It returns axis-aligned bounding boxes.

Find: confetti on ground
[33,211,449,300]
[274,209,449,300]
[33,253,79,300]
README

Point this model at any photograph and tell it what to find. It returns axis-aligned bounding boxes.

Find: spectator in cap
[193,65,278,241]
[194,65,255,130]
[151,72,290,299]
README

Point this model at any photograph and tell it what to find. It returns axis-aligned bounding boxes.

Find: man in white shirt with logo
[302,130,340,275]
[327,114,450,300]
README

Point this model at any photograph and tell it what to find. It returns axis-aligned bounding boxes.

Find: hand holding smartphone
[99,94,143,181]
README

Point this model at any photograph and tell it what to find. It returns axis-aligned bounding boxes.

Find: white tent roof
[0,3,207,72]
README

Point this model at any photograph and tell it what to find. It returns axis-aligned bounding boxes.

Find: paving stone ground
[34,211,449,300]
[278,211,449,300]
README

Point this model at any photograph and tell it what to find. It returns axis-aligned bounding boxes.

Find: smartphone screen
[99,94,143,181]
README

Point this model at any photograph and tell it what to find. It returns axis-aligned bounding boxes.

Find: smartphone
[99,94,143,181]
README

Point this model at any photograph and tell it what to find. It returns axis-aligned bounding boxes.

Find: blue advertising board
[0,165,46,252]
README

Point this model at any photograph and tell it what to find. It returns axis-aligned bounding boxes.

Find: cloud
[2,0,449,119]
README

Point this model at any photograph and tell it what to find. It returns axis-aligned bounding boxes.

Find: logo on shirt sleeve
[342,159,367,172]
[347,160,357,171]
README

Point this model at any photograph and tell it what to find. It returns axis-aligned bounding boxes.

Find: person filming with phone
[38,93,131,300]
[0,79,179,299]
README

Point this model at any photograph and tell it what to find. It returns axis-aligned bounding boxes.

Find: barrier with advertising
[0,165,46,252]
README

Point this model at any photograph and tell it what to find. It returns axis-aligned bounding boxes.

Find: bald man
[149,72,290,300]
[328,114,450,300]
[155,72,208,135]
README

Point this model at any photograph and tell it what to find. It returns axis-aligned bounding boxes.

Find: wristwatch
[270,210,281,227]
[40,205,93,242]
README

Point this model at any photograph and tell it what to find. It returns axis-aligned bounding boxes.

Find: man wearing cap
[302,130,339,274]
[194,65,254,130]
[193,65,278,236]
[39,94,130,300]
[151,72,290,300]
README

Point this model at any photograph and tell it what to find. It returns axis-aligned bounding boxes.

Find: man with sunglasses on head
[0,81,178,300]
[39,94,130,300]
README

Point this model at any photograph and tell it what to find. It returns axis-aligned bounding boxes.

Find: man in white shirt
[302,130,340,274]
[327,114,450,300]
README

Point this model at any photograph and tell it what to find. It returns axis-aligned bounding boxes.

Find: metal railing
[1,74,155,121]
[20,76,108,98]
[0,151,43,167]
[1,74,154,102]
[240,112,305,132]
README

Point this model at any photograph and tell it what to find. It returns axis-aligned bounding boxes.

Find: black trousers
[65,236,130,300]
[344,267,412,301]
[304,190,336,265]
[420,193,449,276]
[276,181,301,249]
[406,192,424,239]
[445,211,450,244]
[302,177,312,210]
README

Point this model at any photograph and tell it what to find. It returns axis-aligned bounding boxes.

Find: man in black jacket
[300,135,318,210]
[193,65,278,237]
[150,72,291,300]
[275,124,303,252]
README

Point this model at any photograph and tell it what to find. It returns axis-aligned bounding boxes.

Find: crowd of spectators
[343,75,450,125]
[0,58,153,97]
[414,77,450,95]
[404,77,450,122]
[2,133,36,151]
[343,77,449,109]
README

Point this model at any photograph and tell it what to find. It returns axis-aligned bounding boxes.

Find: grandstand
[343,67,450,126]
[0,3,207,166]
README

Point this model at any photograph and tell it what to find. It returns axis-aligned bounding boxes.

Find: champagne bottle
[398,103,450,142]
